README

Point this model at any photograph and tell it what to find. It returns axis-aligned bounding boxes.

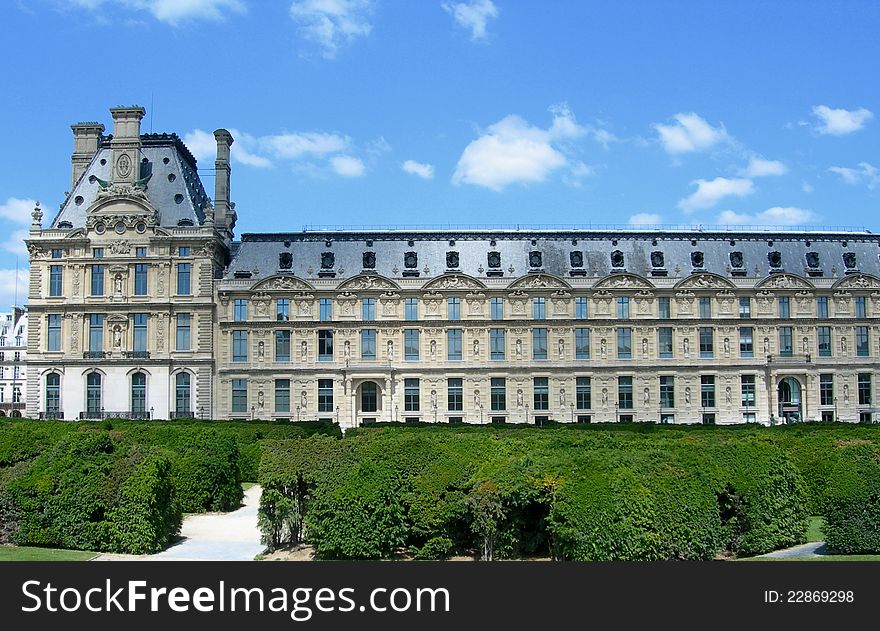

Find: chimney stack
[213,129,234,236]
[109,106,146,185]
[70,122,105,189]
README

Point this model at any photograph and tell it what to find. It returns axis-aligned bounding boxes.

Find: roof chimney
[70,122,105,189]
[213,129,234,237]
[109,106,145,185]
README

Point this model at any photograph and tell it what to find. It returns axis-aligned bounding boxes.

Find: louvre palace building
[24,106,880,427]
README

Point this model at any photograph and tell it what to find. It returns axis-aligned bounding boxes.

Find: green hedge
[824,444,880,554]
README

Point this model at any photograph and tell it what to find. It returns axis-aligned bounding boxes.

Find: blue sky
[1,0,878,310]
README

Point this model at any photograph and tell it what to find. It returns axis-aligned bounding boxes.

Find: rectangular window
[405,298,419,321]
[175,314,191,351]
[778,296,790,319]
[616,296,630,320]
[234,299,248,322]
[177,263,191,295]
[532,297,546,320]
[490,297,504,320]
[93,247,104,259]
[447,378,463,412]
[819,374,834,406]
[404,329,420,360]
[575,328,590,359]
[533,377,549,411]
[739,326,755,357]
[741,375,756,407]
[532,328,548,359]
[134,263,148,295]
[778,326,793,357]
[817,296,829,320]
[232,329,248,361]
[856,326,870,357]
[858,373,872,405]
[491,377,506,411]
[275,330,291,362]
[135,247,147,258]
[133,313,148,352]
[576,377,591,410]
[320,298,333,322]
[739,297,751,319]
[318,379,334,413]
[490,328,505,360]
[701,376,716,408]
[617,327,632,359]
[275,379,290,413]
[404,378,420,412]
[47,314,61,351]
[89,314,104,352]
[856,296,867,318]
[660,376,675,409]
[51,248,63,259]
[361,298,375,321]
[179,247,190,257]
[575,296,588,320]
[49,265,63,296]
[817,326,832,357]
[618,376,633,410]
[276,299,290,322]
[231,379,247,414]
[360,329,376,360]
[658,297,671,320]
[699,327,714,358]
[91,264,105,296]
[318,330,333,361]
[448,297,461,321]
[658,327,673,359]
[447,329,463,360]
[699,297,712,319]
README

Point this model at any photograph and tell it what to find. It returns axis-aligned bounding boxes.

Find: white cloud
[443,0,498,40]
[330,155,365,177]
[452,103,586,191]
[290,0,372,59]
[2,229,29,258]
[258,131,349,160]
[743,156,787,177]
[717,207,818,226]
[812,105,873,135]
[628,213,663,226]
[653,112,729,154]
[0,268,29,312]
[828,162,880,189]
[801,181,814,193]
[402,160,434,180]
[0,197,38,225]
[678,177,754,212]
[63,0,246,24]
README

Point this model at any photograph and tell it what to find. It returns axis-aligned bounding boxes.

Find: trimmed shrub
[824,444,880,554]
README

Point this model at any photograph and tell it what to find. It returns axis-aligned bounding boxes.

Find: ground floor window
[176,372,191,415]
[86,372,102,416]
[46,373,61,417]
[232,379,247,414]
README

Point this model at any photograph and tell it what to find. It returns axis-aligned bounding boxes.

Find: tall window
[51,248,63,259]
[778,296,790,319]
[739,297,751,319]
[318,379,334,413]
[47,314,61,352]
[817,326,832,357]
[699,327,713,358]
[91,264,105,296]
[658,327,673,359]
[405,298,419,321]
[491,377,506,411]
[778,326,793,357]
[532,328,548,359]
[699,297,712,319]
[232,379,247,413]
[616,297,630,320]
[361,298,375,321]
[89,314,104,353]
[533,377,549,411]
[532,297,545,320]
[575,296,588,320]
[404,378,420,411]
[86,372,102,415]
[447,329,463,360]
[490,328,505,360]
[576,377,591,410]
[175,372,191,415]
[234,299,248,321]
[447,378,463,411]
[176,314,191,351]
[858,373,872,405]
[490,297,504,320]
[658,297,671,320]
[178,247,190,257]
[232,330,248,362]
[275,379,290,413]
[660,376,675,409]
[617,327,632,359]
[49,265,63,296]
[448,297,461,321]
[817,296,829,320]
[134,263,148,296]
[819,374,834,406]
[177,263,191,295]
[700,376,716,408]
[741,375,756,407]
[360,329,376,360]
[856,326,870,357]
[575,328,590,359]
[45,373,60,417]
[404,329,420,360]
[131,372,146,415]
[132,313,148,352]
[318,330,333,361]
[856,296,867,318]
[136,247,147,258]
[276,299,290,321]
[320,298,333,322]
[618,376,633,410]
[93,247,104,259]
[275,330,291,362]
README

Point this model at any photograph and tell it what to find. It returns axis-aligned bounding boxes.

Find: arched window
[86,372,102,418]
[131,372,147,418]
[175,372,191,416]
[46,373,61,418]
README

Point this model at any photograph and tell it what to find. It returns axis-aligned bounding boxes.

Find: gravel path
[760,542,827,558]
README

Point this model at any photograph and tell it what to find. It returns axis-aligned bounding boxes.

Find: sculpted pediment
[337,274,400,292]
[423,273,486,291]
[251,275,315,292]
[755,273,814,291]
[593,273,653,290]
[674,273,736,291]
[507,273,571,291]
[832,273,880,291]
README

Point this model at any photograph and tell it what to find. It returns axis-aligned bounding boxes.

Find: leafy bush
[824,444,880,554]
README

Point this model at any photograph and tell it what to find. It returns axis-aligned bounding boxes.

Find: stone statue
[474,389,481,408]
[112,325,122,349]
[517,389,524,407]
[431,389,437,409]
[643,387,650,405]
[600,338,607,358]
[841,336,847,356]
[430,339,437,359]
[343,340,351,360]
[802,337,809,354]
[258,340,265,358]
[685,386,691,405]
[560,387,566,406]
[515,338,523,359]
[764,338,770,354]
[387,339,394,361]
[258,390,265,410]
[601,388,609,405]
[725,386,732,405]
[683,337,690,357]
[473,339,480,358]
[723,337,730,355]
[301,391,307,409]
[844,383,850,403]
[559,338,565,359]
[642,338,648,356]
[114,274,123,294]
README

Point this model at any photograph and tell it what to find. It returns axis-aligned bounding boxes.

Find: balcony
[767,353,811,365]
[169,410,198,420]
[38,410,65,420]
[83,351,107,359]
[124,350,151,359]
[79,410,153,420]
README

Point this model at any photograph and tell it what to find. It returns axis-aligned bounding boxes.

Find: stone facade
[0,307,27,417]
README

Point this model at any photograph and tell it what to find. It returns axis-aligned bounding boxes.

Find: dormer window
[529,251,543,268]
[843,252,857,269]
[177,218,194,227]
[362,252,376,269]
[487,251,501,268]
[691,251,704,268]
[611,250,624,268]
[570,251,583,268]
[651,251,664,268]
[404,251,418,268]
[729,251,744,268]
[805,252,820,268]
[279,252,293,269]
[446,251,459,269]
[768,251,782,268]
[321,252,335,269]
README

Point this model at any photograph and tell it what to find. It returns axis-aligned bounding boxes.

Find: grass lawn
[242,482,257,490]
[0,546,97,561]
[806,516,825,543]
[747,555,880,561]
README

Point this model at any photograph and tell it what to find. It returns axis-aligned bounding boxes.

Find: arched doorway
[357,381,381,423]
[778,377,802,423]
